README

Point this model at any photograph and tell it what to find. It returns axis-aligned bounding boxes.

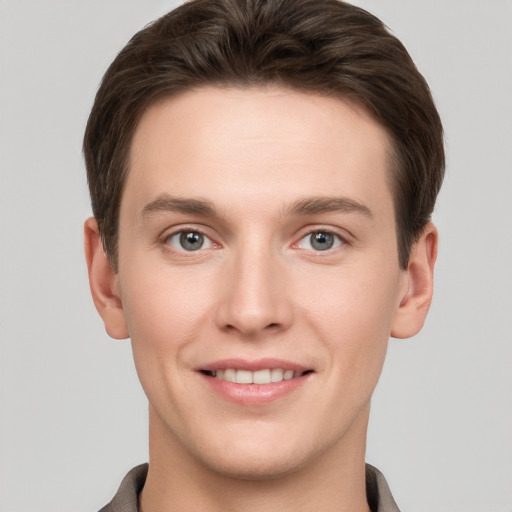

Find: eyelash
[294,229,347,253]
[162,227,217,253]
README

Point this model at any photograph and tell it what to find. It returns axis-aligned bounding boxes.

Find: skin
[85,86,437,512]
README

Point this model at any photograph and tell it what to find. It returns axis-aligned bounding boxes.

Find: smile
[198,360,314,405]
[201,368,310,384]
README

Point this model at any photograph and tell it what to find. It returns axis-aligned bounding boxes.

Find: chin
[188,420,336,482]
[198,446,310,481]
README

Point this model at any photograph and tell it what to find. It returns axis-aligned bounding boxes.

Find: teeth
[224,369,236,382]
[270,369,284,382]
[236,370,253,384]
[253,369,271,384]
[209,368,306,384]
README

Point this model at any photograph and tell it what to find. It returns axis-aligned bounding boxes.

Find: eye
[165,230,214,251]
[296,230,344,251]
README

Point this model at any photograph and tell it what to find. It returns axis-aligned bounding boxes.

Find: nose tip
[215,257,293,338]
[223,312,284,337]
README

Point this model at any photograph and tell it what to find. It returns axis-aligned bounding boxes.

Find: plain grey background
[1,1,511,511]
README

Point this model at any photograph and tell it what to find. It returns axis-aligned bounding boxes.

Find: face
[109,87,417,478]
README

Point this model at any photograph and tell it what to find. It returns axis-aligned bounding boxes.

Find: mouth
[197,359,314,404]
[199,368,313,384]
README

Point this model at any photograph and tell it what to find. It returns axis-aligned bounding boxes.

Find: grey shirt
[99,463,400,512]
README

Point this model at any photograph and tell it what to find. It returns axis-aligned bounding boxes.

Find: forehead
[125,86,393,217]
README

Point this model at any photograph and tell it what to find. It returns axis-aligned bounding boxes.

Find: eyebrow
[285,196,373,218]
[140,195,219,218]
[140,194,372,220]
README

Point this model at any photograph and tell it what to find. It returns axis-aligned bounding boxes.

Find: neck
[139,404,371,512]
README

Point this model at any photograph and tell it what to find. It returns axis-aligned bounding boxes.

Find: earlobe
[391,222,438,339]
[84,217,129,340]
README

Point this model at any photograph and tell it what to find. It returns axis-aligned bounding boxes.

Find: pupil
[311,232,334,251]
[180,231,203,251]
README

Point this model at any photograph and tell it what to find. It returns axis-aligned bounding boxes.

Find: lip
[198,358,310,373]
[196,358,313,406]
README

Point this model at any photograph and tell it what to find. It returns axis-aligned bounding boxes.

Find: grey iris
[310,232,334,251]
[180,231,204,251]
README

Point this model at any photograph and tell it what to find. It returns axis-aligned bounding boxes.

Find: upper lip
[197,358,311,372]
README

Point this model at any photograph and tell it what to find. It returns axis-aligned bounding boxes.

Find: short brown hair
[84,0,444,270]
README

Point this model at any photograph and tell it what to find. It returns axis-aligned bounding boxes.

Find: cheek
[299,262,401,386]
[119,260,216,375]
[303,260,400,332]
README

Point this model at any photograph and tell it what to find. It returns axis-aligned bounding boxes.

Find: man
[83,0,444,510]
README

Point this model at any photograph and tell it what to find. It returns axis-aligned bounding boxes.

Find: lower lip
[199,373,312,405]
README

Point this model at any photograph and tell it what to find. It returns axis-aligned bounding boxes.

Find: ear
[391,222,438,339]
[84,217,129,339]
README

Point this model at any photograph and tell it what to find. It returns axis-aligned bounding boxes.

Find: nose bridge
[215,236,292,336]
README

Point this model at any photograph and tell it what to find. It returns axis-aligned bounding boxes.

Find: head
[84,0,444,272]
[83,0,444,487]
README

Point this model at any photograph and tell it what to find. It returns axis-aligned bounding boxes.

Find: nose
[214,245,293,338]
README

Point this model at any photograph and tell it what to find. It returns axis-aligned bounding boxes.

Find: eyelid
[160,225,221,252]
[292,227,350,252]
[167,231,213,251]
